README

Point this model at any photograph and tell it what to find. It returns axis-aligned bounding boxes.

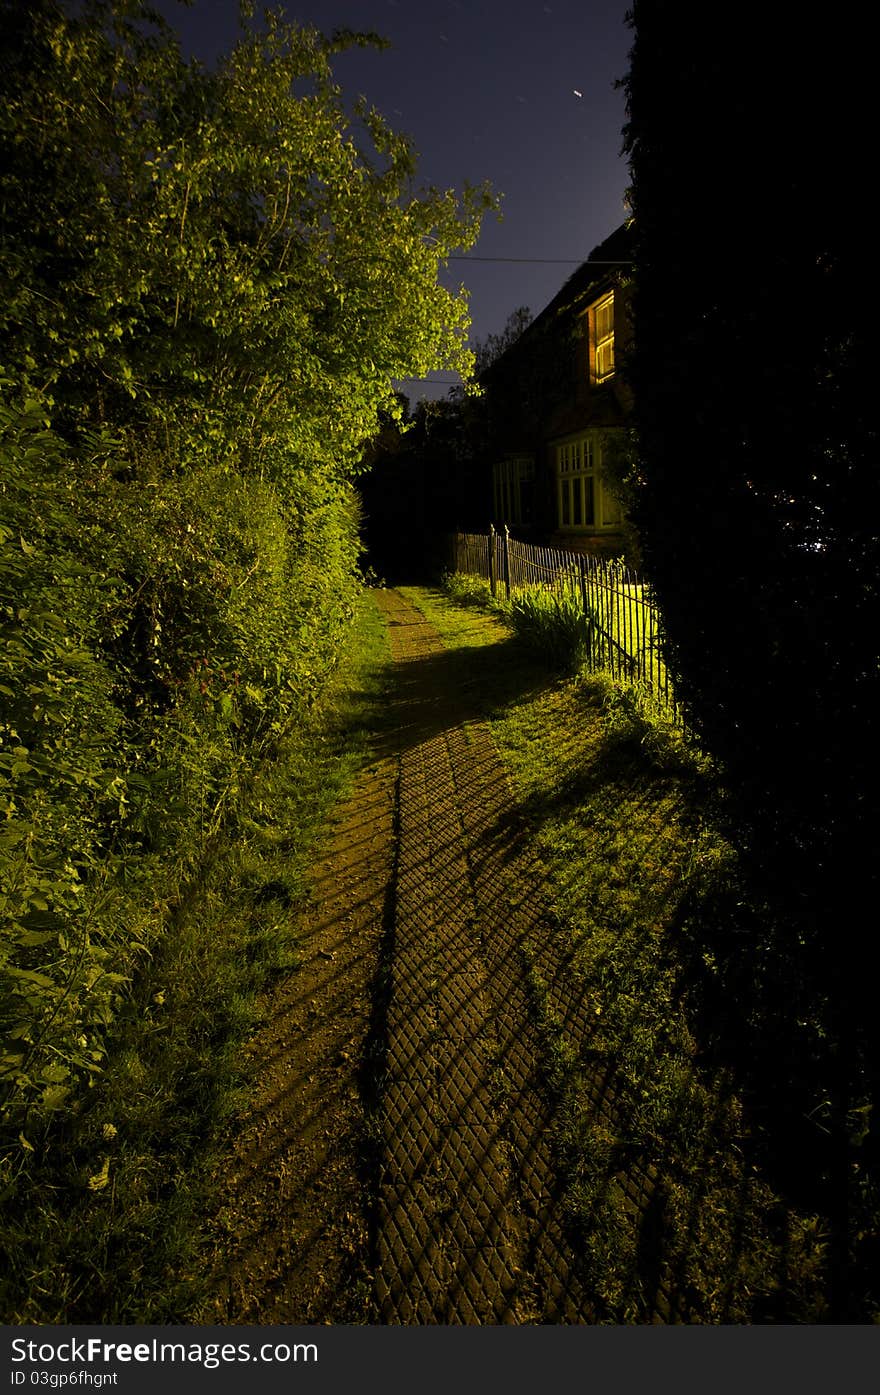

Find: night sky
[151,0,632,401]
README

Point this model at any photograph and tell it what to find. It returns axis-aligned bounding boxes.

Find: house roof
[480,219,632,382]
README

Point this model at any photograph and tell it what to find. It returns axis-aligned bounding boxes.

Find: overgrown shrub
[1,0,492,1155]
[0,389,365,1135]
[0,589,392,1323]
[0,397,150,1134]
[622,3,879,1316]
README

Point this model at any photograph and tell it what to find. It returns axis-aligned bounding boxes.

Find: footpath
[372,588,596,1322]
[204,589,646,1323]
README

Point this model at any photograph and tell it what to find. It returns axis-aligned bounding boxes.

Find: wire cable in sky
[446,256,632,264]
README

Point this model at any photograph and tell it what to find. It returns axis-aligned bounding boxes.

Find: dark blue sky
[152,0,632,400]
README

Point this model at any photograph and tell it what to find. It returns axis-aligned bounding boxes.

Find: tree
[471,306,533,375]
[621,0,878,1317]
[0,0,496,705]
[0,0,495,1127]
[622,1,876,881]
[0,1,493,473]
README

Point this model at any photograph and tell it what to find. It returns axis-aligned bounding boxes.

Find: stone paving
[372,589,598,1323]
[205,586,776,1324]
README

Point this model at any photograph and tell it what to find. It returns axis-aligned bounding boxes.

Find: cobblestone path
[372,589,601,1323]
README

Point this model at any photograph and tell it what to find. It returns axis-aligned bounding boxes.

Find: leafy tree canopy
[0,0,496,490]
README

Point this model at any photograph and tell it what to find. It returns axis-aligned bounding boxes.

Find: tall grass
[441,572,594,675]
[507,586,594,673]
[446,537,676,716]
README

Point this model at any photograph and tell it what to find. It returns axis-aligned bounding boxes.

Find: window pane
[594,294,615,381]
[585,477,595,525]
[573,476,582,525]
[596,340,614,379]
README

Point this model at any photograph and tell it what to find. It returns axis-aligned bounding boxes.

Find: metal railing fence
[449,525,678,721]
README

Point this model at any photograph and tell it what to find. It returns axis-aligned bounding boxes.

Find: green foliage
[507,586,593,672]
[0,2,493,473]
[0,395,145,1132]
[0,0,493,1160]
[441,567,596,676]
[621,4,876,889]
[440,570,498,610]
[443,567,598,676]
[0,591,392,1323]
[587,670,697,774]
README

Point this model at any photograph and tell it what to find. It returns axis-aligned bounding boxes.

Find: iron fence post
[489,524,497,597]
[502,525,511,600]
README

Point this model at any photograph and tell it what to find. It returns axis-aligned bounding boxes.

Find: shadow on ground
[464,672,872,1318]
[368,635,555,758]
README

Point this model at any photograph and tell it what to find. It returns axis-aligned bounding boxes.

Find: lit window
[556,432,622,530]
[557,436,595,528]
[592,291,615,382]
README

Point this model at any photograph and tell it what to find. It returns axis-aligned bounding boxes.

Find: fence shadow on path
[368,630,555,763]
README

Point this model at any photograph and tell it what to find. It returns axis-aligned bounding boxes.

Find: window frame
[555,431,622,533]
[590,290,615,384]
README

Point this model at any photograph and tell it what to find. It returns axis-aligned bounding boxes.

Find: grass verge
[0,592,391,1323]
[402,584,831,1322]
